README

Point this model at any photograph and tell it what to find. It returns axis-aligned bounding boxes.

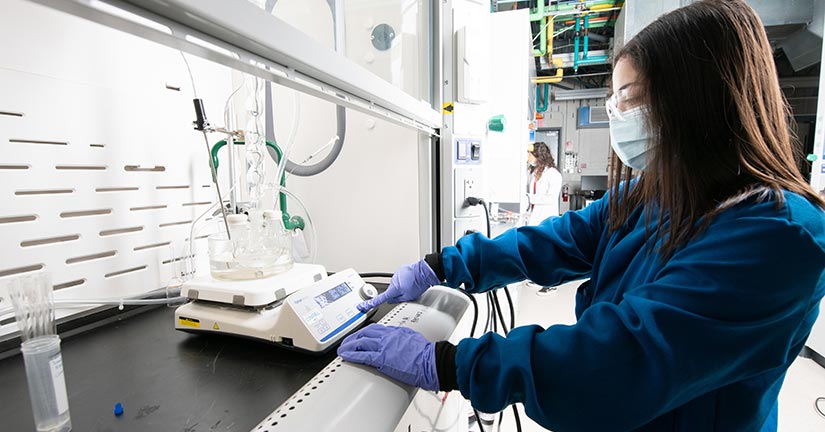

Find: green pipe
[210,139,304,230]
[582,15,590,60]
[536,83,549,112]
[533,16,548,56]
[577,56,610,66]
[573,15,581,71]
[529,0,546,22]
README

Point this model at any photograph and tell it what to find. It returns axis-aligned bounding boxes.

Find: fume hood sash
[27,0,441,135]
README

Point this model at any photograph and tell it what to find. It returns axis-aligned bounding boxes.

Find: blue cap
[114,402,124,416]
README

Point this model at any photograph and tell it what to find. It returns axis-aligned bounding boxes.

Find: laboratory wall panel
[0,0,233,338]
[266,0,424,272]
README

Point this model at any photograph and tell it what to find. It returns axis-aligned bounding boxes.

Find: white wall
[0,0,429,343]
[537,97,611,212]
[483,9,532,205]
[266,0,424,272]
[0,0,233,336]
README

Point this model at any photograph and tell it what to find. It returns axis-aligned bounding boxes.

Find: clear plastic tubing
[21,335,72,432]
[0,297,187,320]
[277,185,318,263]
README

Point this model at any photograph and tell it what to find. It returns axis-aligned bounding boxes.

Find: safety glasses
[606,83,645,121]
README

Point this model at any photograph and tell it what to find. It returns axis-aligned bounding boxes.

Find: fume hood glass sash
[27,0,441,135]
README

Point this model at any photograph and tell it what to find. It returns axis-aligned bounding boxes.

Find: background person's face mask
[608,106,651,171]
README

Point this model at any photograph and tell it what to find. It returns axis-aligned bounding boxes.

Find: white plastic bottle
[226,214,251,252]
[263,210,294,274]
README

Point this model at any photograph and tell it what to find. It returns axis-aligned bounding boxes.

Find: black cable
[492,291,510,335]
[473,408,487,432]
[503,287,516,331]
[480,199,491,238]
[358,272,394,278]
[487,292,497,334]
[491,293,498,334]
[492,295,498,334]
[483,292,492,334]
[456,289,479,338]
[816,397,825,419]
[465,197,491,238]
[493,290,521,431]
[512,404,523,432]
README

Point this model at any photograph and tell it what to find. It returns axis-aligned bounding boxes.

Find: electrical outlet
[454,168,483,219]
[464,179,476,200]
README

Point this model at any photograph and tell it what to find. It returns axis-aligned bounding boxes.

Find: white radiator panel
[0,0,233,337]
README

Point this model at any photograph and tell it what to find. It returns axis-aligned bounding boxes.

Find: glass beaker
[208,233,280,280]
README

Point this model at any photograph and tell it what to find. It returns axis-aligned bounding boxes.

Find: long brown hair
[528,141,557,182]
[608,0,825,259]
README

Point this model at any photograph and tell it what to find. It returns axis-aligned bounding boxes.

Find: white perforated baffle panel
[0,0,234,337]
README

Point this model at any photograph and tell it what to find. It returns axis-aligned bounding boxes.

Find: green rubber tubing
[210,139,304,230]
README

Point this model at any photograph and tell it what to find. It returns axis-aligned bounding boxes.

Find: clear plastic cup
[20,335,72,432]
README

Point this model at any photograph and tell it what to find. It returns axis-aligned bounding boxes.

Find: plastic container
[263,210,294,274]
[20,335,72,432]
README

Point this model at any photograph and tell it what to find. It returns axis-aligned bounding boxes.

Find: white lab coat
[526,167,562,226]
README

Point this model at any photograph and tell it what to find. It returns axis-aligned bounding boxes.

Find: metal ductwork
[615,0,823,72]
[614,0,688,51]
[554,87,610,101]
[748,0,824,71]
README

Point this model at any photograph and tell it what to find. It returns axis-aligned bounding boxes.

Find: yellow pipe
[533,57,565,84]
[590,3,614,11]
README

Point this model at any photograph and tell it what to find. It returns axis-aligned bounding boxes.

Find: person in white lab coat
[526,141,563,226]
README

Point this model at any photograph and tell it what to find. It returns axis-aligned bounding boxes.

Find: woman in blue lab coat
[341,0,825,431]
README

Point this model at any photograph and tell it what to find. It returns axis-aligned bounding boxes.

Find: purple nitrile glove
[356,260,440,312]
[337,324,439,391]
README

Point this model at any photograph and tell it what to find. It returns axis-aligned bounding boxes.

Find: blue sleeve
[442,195,608,294]
[454,214,825,431]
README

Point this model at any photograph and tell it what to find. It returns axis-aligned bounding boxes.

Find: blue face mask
[608,106,651,171]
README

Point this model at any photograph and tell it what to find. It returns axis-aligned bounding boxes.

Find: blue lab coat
[442,190,825,431]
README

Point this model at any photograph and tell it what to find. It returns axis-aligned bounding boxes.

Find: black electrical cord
[492,294,496,333]
[491,291,510,335]
[512,405,523,431]
[816,397,825,419]
[465,197,491,238]
[492,289,522,432]
[503,287,516,331]
[480,199,491,238]
[458,196,524,432]
[456,289,479,338]
[493,296,499,333]
[358,272,394,278]
[474,408,487,432]
[483,292,492,334]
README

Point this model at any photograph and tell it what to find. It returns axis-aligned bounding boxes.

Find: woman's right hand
[356,260,441,312]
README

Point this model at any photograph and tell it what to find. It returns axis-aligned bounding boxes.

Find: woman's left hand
[337,324,439,391]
